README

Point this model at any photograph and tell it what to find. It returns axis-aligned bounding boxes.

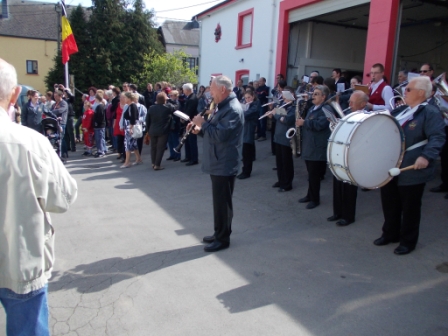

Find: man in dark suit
[181,83,199,166]
[190,75,244,252]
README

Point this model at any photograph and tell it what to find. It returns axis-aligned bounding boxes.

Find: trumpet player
[296,85,333,209]
[328,91,368,226]
[238,90,260,179]
[271,87,296,192]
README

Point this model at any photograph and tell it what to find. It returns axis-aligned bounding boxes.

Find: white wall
[198,0,280,89]
[287,20,367,84]
[166,44,199,58]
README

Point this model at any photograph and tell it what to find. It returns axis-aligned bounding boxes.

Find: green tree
[131,50,198,89]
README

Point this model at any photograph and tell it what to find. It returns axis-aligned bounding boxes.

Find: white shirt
[370,79,394,111]
[0,107,78,294]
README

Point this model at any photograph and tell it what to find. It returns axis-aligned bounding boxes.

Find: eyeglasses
[312,93,321,96]
[405,87,420,92]
[419,70,429,73]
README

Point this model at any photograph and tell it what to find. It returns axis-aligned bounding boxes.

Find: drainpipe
[267,0,277,89]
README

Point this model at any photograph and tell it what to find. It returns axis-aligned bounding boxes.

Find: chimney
[2,0,9,19]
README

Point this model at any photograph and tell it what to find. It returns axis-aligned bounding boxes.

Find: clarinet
[174,101,213,154]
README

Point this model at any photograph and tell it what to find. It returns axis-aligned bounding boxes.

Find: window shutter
[241,14,252,45]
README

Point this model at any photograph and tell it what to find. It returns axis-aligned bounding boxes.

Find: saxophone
[287,97,307,157]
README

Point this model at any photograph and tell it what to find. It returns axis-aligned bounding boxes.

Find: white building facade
[196,0,280,90]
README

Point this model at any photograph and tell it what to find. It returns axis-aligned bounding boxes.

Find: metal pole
[65,62,69,89]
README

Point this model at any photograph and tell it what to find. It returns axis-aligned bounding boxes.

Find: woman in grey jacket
[22,90,46,133]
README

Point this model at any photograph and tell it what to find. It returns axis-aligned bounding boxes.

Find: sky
[43,0,224,26]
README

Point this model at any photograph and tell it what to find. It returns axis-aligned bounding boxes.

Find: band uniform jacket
[301,104,332,161]
[392,104,445,186]
[273,104,296,147]
[243,99,260,144]
[199,92,244,176]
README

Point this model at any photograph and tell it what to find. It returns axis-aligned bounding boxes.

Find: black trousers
[150,134,168,167]
[380,178,425,249]
[74,117,82,140]
[271,120,276,155]
[305,160,327,203]
[211,175,235,243]
[440,126,448,188]
[242,143,255,176]
[275,143,294,189]
[137,136,143,155]
[332,177,358,222]
[65,117,76,151]
[116,135,125,157]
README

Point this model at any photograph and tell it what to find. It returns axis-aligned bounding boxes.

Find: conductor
[190,75,244,252]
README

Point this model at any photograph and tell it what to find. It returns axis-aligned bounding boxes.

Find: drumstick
[388,165,415,177]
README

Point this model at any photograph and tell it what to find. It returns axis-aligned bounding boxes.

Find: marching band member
[296,85,332,209]
[374,76,445,255]
[271,87,296,192]
[366,63,394,112]
[238,90,260,179]
[327,91,368,226]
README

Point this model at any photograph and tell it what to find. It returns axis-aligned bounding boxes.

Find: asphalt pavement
[1,134,448,336]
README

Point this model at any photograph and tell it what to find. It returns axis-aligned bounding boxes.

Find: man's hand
[192,114,205,128]
[187,122,201,134]
[366,103,373,111]
[296,118,304,127]
[414,156,429,169]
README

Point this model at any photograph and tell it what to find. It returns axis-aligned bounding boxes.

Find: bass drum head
[346,113,404,189]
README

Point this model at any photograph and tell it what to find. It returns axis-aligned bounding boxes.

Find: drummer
[327,91,368,226]
[374,76,445,255]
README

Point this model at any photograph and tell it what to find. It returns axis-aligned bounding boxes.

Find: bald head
[0,58,19,110]
[349,90,368,112]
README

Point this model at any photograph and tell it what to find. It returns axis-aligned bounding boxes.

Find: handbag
[132,122,143,139]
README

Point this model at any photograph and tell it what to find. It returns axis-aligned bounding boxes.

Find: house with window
[196,0,447,90]
[158,20,200,76]
[0,0,60,93]
[195,0,280,89]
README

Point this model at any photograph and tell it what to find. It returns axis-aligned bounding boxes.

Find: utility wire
[153,0,221,13]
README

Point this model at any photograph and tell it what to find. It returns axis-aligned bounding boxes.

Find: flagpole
[65,62,69,89]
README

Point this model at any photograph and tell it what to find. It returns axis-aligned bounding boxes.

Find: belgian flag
[61,1,78,64]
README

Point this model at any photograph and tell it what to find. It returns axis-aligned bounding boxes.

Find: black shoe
[82,151,91,156]
[336,219,353,227]
[373,237,399,246]
[327,214,341,222]
[430,185,448,193]
[298,196,310,203]
[306,201,319,209]
[166,157,174,161]
[361,188,371,192]
[272,182,280,188]
[186,161,198,166]
[203,235,215,243]
[272,167,277,170]
[116,155,122,160]
[394,245,414,255]
[204,240,230,252]
[173,158,180,162]
[180,159,190,163]
[237,173,250,179]
[278,186,292,192]
[445,193,448,199]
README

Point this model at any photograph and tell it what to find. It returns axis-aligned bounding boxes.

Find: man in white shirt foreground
[0,58,78,335]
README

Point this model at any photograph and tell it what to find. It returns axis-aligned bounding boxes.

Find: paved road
[2,136,448,336]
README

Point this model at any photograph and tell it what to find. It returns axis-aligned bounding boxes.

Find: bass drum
[327,111,405,189]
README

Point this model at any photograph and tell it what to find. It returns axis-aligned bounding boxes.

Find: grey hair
[213,75,233,91]
[353,90,369,103]
[105,90,113,98]
[0,59,18,101]
[410,76,432,99]
[183,83,193,92]
[314,85,330,100]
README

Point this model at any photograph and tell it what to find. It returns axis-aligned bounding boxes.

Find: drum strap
[406,139,428,152]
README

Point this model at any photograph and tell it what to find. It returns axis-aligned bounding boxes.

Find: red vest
[369,81,387,106]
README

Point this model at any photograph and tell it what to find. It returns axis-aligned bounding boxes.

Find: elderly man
[0,58,78,335]
[366,63,394,112]
[191,75,244,252]
[327,91,368,226]
[51,90,69,157]
[181,83,199,166]
[374,76,445,255]
[393,70,408,92]
[419,63,435,80]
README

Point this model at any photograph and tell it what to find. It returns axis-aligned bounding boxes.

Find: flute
[258,101,292,120]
